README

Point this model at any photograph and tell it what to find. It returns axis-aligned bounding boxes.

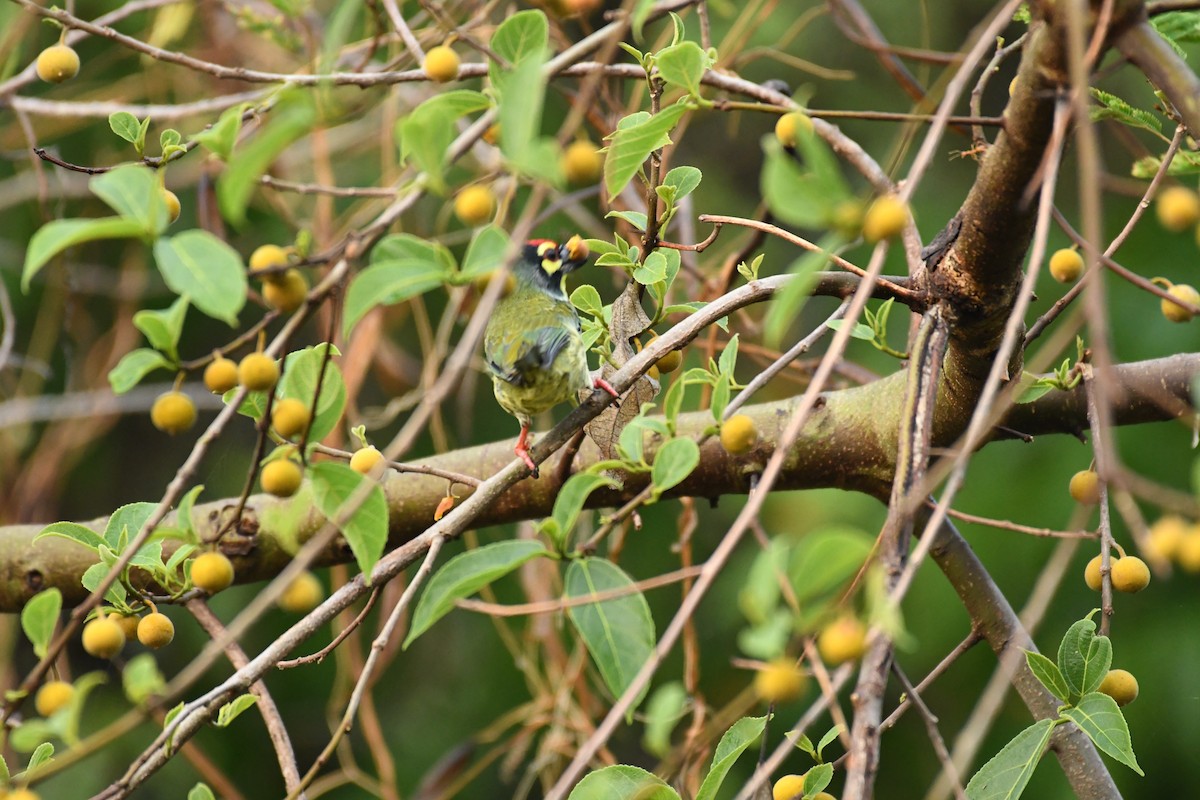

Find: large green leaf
[457,224,510,282]
[965,718,1055,800]
[567,765,679,800]
[1025,651,1071,702]
[22,217,146,290]
[538,473,619,551]
[495,43,549,173]
[342,258,449,337]
[309,463,388,580]
[90,165,168,233]
[108,348,173,394]
[787,525,873,608]
[153,231,247,325]
[279,344,346,443]
[20,588,62,660]
[654,41,710,98]
[565,558,656,713]
[650,437,699,500]
[694,716,767,800]
[603,104,688,198]
[397,91,491,192]
[133,295,189,362]
[1062,693,1143,775]
[404,540,551,648]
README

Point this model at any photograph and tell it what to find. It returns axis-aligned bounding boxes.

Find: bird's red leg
[515,424,539,478]
[593,377,620,401]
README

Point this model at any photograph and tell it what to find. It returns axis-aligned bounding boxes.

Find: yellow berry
[1146,515,1188,561]
[115,613,141,642]
[454,185,496,226]
[249,244,290,277]
[82,617,125,659]
[150,391,197,435]
[655,349,683,374]
[753,658,806,704]
[1048,248,1083,283]
[774,111,813,148]
[1008,76,1018,97]
[1069,470,1101,505]
[423,45,460,83]
[1111,555,1150,593]
[862,195,908,243]
[773,774,807,800]
[1161,283,1200,323]
[34,680,74,717]
[830,200,863,238]
[1156,185,1200,232]
[262,269,309,314]
[271,398,311,439]
[817,615,868,666]
[36,44,80,83]
[278,571,324,613]
[204,357,239,394]
[1178,528,1200,572]
[813,795,837,800]
[562,140,603,184]
[720,414,759,455]
[1084,554,1105,592]
[136,612,175,649]
[192,551,235,594]
[162,189,181,224]
[238,352,280,391]
[4,788,40,800]
[1098,668,1139,706]
[350,445,385,475]
[262,458,303,498]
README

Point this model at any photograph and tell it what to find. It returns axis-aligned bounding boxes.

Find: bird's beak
[558,235,590,272]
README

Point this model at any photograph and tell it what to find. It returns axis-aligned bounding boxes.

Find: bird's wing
[485,326,574,387]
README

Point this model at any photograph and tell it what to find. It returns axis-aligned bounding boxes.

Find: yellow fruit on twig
[36,44,80,83]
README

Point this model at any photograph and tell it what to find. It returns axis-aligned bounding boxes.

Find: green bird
[484,237,619,477]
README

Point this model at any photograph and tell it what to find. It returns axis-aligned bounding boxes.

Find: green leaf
[541,473,620,551]
[188,784,217,800]
[642,681,688,757]
[1132,148,1200,178]
[607,210,649,231]
[123,653,166,706]
[1089,88,1162,135]
[22,217,147,291]
[153,231,247,325]
[160,129,182,150]
[738,537,789,625]
[816,725,842,759]
[718,333,739,377]
[397,91,491,192]
[458,224,510,281]
[343,258,449,337]
[1061,693,1143,775]
[1080,633,1113,696]
[1057,617,1098,698]
[496,44,549,173]
[662,165,702,200]
[90,165,166,233]
[694,715,767,800]
[108,348,172,394]
[192,104,245,161]
[650,437,699,499]
[35,521,104,551]
[804,763,835,795]
[565,558,656,715]
[309,463,388,582]
[491,10,549,67]
[964,718,1055,800]
[634,250,668,285]
[81,562,126,605]
[279,344,346,443]
[26,741,54,773]
[372,233,457,270]
[571,285,604,317]
[108,111,141,144]
[133,295,188,362]
[1025,651,1071,702]
[604,104,689,198]
[764,244,830,348]
[20,588,61,660]
[10,719,54,754]
[654,41,710,98]
[787,525,873,612]
[568,765,679,800]
[177,486,204,540]
[404,540,550,647]
[631,0,657,39]
[214,693,258,727]
[825,319,874,340]
[761,132,850,229]
[217,90,315,226]
[1152,10,1200,44]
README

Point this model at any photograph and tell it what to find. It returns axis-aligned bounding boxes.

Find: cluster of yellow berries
[80,608,176,661]
[250,244,310,314]
[1140,514,1200,570]
[752,617,868,702]
[450,140,602,227]
[1148,187,1200,321]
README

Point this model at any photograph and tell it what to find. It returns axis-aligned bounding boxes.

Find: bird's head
[513,236,591,299]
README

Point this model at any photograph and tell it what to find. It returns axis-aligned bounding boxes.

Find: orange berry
[1111,556,1150,593]
[1069,470,1101,504]
[261,458,303,497]
[82,617,125,659]
[350,446,385,475]
[34,681,74,717]
[862,195,908,243]
[423,45,460,83]
[204,357,239,394]
[238,353,279,391]
[36,44,80,83]
[271,398,311,439]
[150,391,197,435]
[1156,186,1200,232]
[720,414,759,455]
[192,552,235,594]
[1162,283,1200,323]
[753,659,806,704]
[1098,668,1139,706]
[562,141,603,184]
[1048,248,1083,283]
[454,185,496,226]
[136,612,175,649]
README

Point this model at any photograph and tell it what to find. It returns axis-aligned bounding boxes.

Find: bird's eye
[536,241,558,258]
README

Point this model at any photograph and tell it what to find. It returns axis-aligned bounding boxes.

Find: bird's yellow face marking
[537,240,562,274]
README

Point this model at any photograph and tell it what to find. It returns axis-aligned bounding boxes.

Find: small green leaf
[633,250,668,285]
[642,682,688,757]
[565,558,656,715]
[1057,617,1098,698]
[343,259,449,337]
[35,521,104,551]
[662,165,702,199]
[631,0,656,39]
[214,693,258,727]
[571,285,604,317]
[20,588,61,660]
[1061,693,1143,775]
[22,217,147,290]
[82,562,127,606]
[123,653,166,705]
[964,718,1055,800]
[279,344,346,443]
[694,716,767,800]
[764,245,829,348]
[496,47,549,174]
[458,224,510,281]
[604,104,689,198]
[176,485,204,541]
[192,104,245,161]
[133,295,188,362]
[160,128,182,150]
[568,765,679,800]
[404,540,550,647]
[825,319,874,340]
[787,526,873,621]
[90,165,166,233]
[309,463,388,582]
[108,348,172,394]
[109,111,141,144]
[654,41,710,98]
[26,741,54,773]
[543,473,620,551]
[1089,88,1162,135]
[397,91,491,192]
[153,231,247,325]
[650,437,699,499]
[816,724,842,759]
[490,9,549,67]
[718,333,739,377]
[607,210,649,231]
[1025,651,1071,702]
[1080,634,1113,696]
[188,784,217,800]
